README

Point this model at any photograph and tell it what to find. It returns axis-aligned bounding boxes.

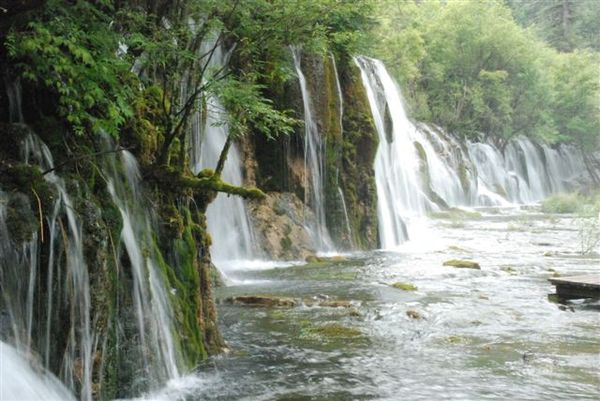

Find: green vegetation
[371,0,599,152]
[541,193,582,213]
[541,192,600,215]
[6,0,374,167]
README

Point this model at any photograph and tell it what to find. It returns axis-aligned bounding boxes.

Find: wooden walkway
[549,274,600,299]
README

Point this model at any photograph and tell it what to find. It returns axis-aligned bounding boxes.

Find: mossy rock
[391,282,418,291]
[443,259,481,269]
[304,255,347,264]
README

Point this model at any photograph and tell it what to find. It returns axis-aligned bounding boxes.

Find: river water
[134,205,599,401]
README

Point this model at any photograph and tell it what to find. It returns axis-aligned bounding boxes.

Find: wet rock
[500,265,517,274]
[522,350,535,363]
[247,192,316,260]
[445,335,463,344]
[406,310,423,320]
[224,295,298,308]
[448,245,470,253]
[443,259,481,269]
[390,282,418,291]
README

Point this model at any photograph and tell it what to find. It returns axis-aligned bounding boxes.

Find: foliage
[550,50,600,150]
[541,193,582,213]
[371,0,599,152]
[5,0,373,165]
[6,1,136,136]
[507,0,600,51]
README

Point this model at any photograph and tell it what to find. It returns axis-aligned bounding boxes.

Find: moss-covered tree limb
[148,166,265,200]
[178,174,265,200]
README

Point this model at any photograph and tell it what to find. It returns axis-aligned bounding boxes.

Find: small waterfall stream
[103,139,180,383]
[291,47,335,252]
[187,42,258,273]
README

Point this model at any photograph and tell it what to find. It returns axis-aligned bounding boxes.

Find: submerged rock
[303,299,353,308]
[390,282,418,291]
[305,255,348,264]
[443,259,481,269]
[406,310,423,320]
[307,323,363,339]
[224,296,298,308]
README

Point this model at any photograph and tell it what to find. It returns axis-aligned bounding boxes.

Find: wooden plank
[549,274,600,299]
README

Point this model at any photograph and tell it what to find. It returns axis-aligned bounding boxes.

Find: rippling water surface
[137,207,599,401]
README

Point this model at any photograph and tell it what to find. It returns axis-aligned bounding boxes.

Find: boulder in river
[443,259,481,269]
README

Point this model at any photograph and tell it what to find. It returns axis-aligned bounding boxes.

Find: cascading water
[21,133,93,400]
[467,137,590,206]
[356,55,595,248]
[1,78,181,398]
[102,138,180,384]
[188,42,257,267]
[356,56,433,248]
[291,47,335,252]
[331,53,354,249]
[1,132,182,399]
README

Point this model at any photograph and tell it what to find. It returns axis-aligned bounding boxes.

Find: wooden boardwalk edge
[549,274,600,299]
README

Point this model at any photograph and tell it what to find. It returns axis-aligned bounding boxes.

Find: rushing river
[134,205,599,401]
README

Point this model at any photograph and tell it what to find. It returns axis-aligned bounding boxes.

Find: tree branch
[214,134,232,177]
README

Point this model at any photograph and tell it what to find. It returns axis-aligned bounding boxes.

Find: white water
[356,56,431,248]
[0,341,76,401]
[19,134,94,400]
[188,42,258,268]
[292,47,335,252]
[356,56,595,249]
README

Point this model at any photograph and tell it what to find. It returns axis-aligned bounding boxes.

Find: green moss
[307,323,362,339]
[280,235,292,254]
[443,259,481,269]
[391,282,418,291]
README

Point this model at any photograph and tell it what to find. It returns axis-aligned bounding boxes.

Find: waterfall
[1,131,183,398]
[467,137,590,206]
[356,55,595,248]
[188,42,257,266]
[103,138,180,383]
[291,47,334,252]
[356,56,432,248]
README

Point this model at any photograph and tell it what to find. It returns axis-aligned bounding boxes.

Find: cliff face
[246,51,379,257]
